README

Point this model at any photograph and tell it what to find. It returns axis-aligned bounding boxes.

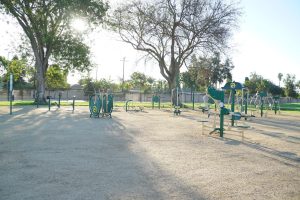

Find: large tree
[111,0,240,90]
[0,0,108,101]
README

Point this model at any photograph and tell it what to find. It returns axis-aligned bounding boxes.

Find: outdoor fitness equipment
[273,96,280,114]
[207,86,230,137]
[172,87,181,115]
[46,92,62,109]
[222,81,249,126]
[258,91,267,117]
[125,100,144,112]
[89,92,113,118]
[249,91,275,117]
[102,93,113,117]
[152,95,160,109]
[47,94,76,112]
[90,94,101,117]
[201,94,215,116]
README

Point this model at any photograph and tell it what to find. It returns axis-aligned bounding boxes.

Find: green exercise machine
[89,92,113,118]
[207,86,230,137]
[152,95,160,109]
[222,81,249,126]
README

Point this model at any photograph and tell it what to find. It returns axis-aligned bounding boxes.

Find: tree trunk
[168,64,180,105]
[35,57,47,103]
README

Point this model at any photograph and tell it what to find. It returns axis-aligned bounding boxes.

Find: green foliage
[181,53,234,91]
[0,0,109,98]
[45,64,69,90]
[129,72,154,93]
[130,72,147,89]
[181,71,196,90]
[122,80,132,92]
[79,77,95,96]
[283,74,298,98]
[0,56,34,89]
[0,56,9,70]
[94,78,117,92]
[79,77,118,96]
[5,56,26,82]
[296,81,300,97]
[244,72,284,96]
[51,34,92,72]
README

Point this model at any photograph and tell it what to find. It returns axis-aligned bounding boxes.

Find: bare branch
[110,0,240,88]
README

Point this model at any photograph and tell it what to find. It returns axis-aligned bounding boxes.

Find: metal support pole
[121,57,126,92]
[9,73,13,115]
[192,92,195,110]
[176,87,179,106]
[152,95,154,109]
[7,80,9,101]
[245,92,248,115]
[125,100,132,112]
[241,89,244,112]
[48,97,51,111]
[58,93,61,108]
[260,98,264,117]
[72,96,75,113]
[220,107,224,137]
[9,90,12,115]
[231,89,235,126]
[158,96,160,109]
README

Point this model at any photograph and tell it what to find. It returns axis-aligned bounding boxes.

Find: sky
[0,0,299,86]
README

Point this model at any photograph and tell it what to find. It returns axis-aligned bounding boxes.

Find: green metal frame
[89,93,113,118]
[207,86,229,137]
[273,96,280,115]
[89,94,102,118]
[259,91,267,117]
[125,100,132,112]
[102,94,113,117]
[152,95,161,109]
[221,81,248,126]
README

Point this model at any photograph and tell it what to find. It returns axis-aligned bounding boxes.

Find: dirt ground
[0,106,299,200]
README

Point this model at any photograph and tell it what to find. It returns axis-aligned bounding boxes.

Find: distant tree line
[1,54,300,98]
[79,72,169,96]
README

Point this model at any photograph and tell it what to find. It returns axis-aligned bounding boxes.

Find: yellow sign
[230,82,236,89]
[92,106,98,113]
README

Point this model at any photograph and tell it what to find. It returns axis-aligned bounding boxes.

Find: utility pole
[120,57,126,92]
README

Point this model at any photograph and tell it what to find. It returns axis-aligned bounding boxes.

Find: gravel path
[0,106,299,200]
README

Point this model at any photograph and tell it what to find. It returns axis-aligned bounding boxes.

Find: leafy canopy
[0,0,109,75]
[46,64,69,90]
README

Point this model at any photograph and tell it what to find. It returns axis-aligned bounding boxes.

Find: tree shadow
[0,109,206,200]
[214,136,300,165]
